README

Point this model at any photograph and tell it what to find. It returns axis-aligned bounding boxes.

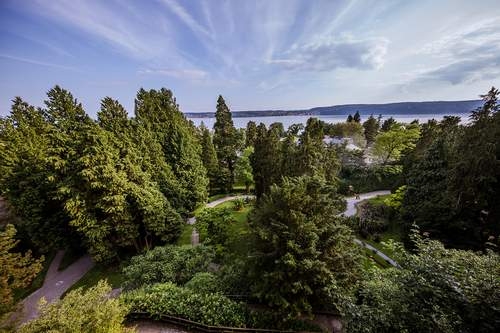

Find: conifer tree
[245,121,257,147]
[248,176,359,318]
[353,111,361,123]
[362,114,379,144]
[213,95,238,192]
[199,123,219,193]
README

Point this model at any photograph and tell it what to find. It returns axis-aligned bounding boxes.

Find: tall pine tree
[213,95,238,193]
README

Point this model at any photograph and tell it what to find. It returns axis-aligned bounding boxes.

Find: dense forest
[1,86,499,332]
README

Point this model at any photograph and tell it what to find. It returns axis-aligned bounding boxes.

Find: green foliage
[1,86,209,262]
[19,281,133,333]
[199,123,219,193]
[122,282,247,327]
[373,123,420,164]
[234,146,254,193]
[339,164,403,194]
[184,272,221,294]
[402,88,500,250]
[213,95,238,192]
[122,245,215,289]
[362,114,380,144]
[195,208,233,249]
[122,282,320,331]
[232,198,245,211]
[135,88,208,211]
[0,97,74,252]
[245,121,257,147]
[346,232,500,333]
[248,176,361,318]
[0,225,44,315]
[251,119,341,198]
[380,116,396,132]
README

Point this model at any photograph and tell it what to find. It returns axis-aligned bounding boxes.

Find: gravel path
[16,250,95,325]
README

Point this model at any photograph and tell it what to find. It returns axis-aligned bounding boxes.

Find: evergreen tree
[97,97,129,132]
[381,117,396,131]
[353,111,361,123]
[0,97,75,252]
[248,176,360,318]
[362,114,379,144]
[135,88,208,211]
[245,121,257,147]
[199,123,219,193]
[0,224,44,315]
[234,146,254,193]
[213,95,238,193]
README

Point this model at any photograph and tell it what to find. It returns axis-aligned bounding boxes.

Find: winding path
[189,191,399,268]
[13,250,94,325]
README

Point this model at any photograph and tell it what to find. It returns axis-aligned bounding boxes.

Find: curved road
[189,191,399,268]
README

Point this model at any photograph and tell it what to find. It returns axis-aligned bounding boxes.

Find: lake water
[188,113,470,129]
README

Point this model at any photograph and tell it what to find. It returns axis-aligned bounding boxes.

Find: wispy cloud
[412,18,500,84]
[138,68,208,81]
[0,53,76,71]
[269,36,389,72]
[159,0,212,39]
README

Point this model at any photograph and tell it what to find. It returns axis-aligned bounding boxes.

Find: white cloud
[0,53,76,71]
[413,18,500,84]
[269,36,389,72]
[138,68,208,81]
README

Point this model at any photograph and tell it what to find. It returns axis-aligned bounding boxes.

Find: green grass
[213,201,253,255]
[63,263,126,297]
[177,224,195,246]
[13,251,56,302]
[362,248,392,269]
[367,194,391,205]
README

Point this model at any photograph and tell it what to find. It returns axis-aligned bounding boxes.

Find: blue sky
[1,0,499,117]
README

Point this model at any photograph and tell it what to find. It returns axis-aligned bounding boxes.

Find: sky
[1,0,500,117]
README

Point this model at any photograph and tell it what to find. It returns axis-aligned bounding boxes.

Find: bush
[184,272,220,294]
[122,282,247,327]
[122,282,322,331]
[195,208,233,247]
[339,165,403,194]
[122,245,215,289]
[233,198,245,211]
[19,281,132,333]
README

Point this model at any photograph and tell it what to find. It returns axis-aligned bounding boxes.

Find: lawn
[178,199,253,255]
[63,263,126,297]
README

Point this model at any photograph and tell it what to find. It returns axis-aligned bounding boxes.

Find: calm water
[188,113,470,129]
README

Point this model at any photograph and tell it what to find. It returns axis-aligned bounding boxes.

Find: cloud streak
[269,36,389,72]
[413,18,500,84]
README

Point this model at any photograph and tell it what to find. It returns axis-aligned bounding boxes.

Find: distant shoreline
[184,100,481,118]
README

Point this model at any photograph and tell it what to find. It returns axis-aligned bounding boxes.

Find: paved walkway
[343,190,391,217]
[16,250,95,325]
[189,192,399,268]
[187,195,254,225]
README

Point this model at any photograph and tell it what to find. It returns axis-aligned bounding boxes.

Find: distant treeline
[185,100,482,118]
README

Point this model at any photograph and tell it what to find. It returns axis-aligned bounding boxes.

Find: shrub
[122,282,247,327]
[19,281,132,333]
[122,245,215,289]
[184,272,220,294]
[233,198,245,211]
[195,208,233,247]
